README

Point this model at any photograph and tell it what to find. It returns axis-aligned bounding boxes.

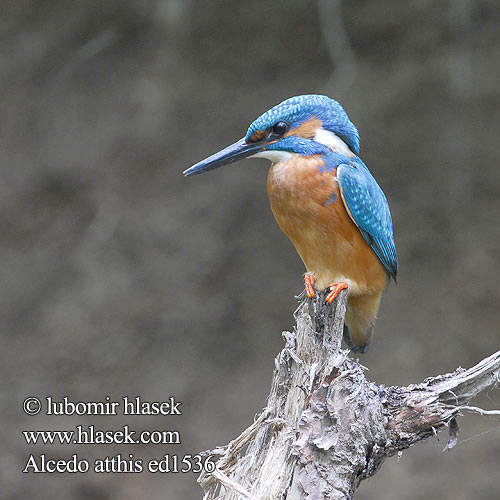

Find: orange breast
[267,155,387,295]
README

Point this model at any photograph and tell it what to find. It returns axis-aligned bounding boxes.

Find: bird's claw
[325,281,348,303]
[304,274,316,299]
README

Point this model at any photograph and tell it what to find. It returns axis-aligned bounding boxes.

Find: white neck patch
[314,128,354,157]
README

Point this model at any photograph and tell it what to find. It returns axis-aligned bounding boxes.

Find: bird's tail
[343,323,372,353]
[343,292,382,353]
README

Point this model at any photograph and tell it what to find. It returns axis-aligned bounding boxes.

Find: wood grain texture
[198,293,500,499]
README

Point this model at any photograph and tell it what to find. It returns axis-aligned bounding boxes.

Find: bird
[184,94,397,353]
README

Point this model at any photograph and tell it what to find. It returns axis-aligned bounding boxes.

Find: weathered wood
[198,292,500,500]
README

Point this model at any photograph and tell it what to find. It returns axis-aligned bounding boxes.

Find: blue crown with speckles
[245,94,360,154]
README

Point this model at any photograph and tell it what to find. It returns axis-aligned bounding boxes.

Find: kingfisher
[184,95,397,353]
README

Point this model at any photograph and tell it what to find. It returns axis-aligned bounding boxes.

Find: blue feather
[326,154,398,280]
[265,136,330,156]
[246,95,360,154]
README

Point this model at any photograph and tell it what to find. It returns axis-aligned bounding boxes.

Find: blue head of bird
[183,94,360,176]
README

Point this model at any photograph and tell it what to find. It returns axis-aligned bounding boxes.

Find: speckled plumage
[246,95,360,153]
[333,155,398,280]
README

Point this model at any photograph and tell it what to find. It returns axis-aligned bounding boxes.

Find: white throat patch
[314,128,354,157]
[250,150,293,164]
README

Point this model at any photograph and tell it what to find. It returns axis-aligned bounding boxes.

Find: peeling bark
[198,292,500,500]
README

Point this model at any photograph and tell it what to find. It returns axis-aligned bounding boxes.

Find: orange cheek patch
[285,117,322,139]
[249,130,266,142]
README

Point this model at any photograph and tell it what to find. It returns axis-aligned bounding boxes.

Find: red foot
[325,281,348,303]
[304,274,316,299]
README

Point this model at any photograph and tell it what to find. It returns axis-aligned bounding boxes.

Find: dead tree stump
[198,292,500,500]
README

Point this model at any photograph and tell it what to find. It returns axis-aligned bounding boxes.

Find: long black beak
[183,137,265,176]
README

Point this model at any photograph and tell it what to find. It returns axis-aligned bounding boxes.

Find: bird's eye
[271,121,289,137]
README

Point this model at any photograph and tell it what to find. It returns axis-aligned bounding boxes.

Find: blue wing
[335,158,398,280]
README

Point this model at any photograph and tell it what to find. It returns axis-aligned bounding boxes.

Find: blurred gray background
[2,1,500,499]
